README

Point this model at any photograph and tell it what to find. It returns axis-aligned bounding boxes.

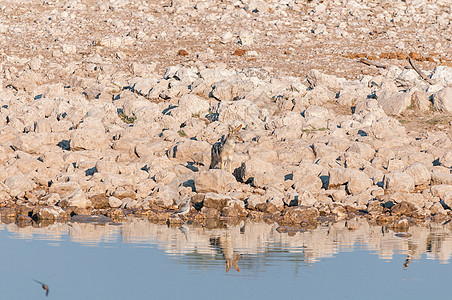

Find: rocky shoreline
[0,0,451,229]
[1,61,451,228]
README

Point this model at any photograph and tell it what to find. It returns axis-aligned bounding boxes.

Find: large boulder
[211,80,254,102]
[328,168,372,194]
[4,175,35,198]
[70,117,110,151]
[170,139,211,166]
[34,207,63,221]
[383,172,415,192]
[203,192,244,212]
[61,189,91,209]
[11,133,52,154]
[178,94,210,116]
[240,158,284,188]
[306,69,344,92]
[346,142,375,161]
[443,191,452,208]
[152,185,178,207]
[431,173,452,185]
[121,91,160,122]
[347,172,373,195]
[430,185,452,201]
[430,66,452,85]
[218,100,265,129]
[439,151,452,168]
[280,207,320,224]
[129,77,159,96]
[292,163,323,193]
[49,181,81,197]
[376,81,412,116]
[403,163,431,186]
[433,87,452,113]
[370,116,406,139]
[194,169,238,194]
[390,201,421,218]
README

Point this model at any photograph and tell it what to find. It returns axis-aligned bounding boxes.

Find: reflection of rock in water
[403,256,411,270]
[179,225,189,241]
[1,218,452,268]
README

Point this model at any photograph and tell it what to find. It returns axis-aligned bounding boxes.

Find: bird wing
[33,279,44,285]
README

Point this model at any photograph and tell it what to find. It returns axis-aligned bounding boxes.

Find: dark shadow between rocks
[162,105,177,115]
[320,175,329,189]
[284,173,293,181]
[357,129,367,136]
[182,179,195,191]
[57,140,70,150]
[433,158,440,166]
[85,167,96,176]
[288,196,299,207]
[185,163,199,172]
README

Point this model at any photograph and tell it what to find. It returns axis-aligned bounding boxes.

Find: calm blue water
[1,218,451,299]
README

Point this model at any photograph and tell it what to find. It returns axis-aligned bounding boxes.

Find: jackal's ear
[235,124,242,131]
[228,124,234,132]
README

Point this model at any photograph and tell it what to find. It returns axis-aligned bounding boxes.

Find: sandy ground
[1,0,450,80]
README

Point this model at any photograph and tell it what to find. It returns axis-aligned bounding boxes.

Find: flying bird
[34,279,49,296]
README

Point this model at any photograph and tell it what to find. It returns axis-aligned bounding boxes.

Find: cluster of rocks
[0,0,451,228]
[0,54,451,227]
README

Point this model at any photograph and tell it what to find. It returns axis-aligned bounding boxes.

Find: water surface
[1,217,451,299]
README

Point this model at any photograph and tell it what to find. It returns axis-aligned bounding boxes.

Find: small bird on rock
[34,279,49,296]
[172,196,192,218]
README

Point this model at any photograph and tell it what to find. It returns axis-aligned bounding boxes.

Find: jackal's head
[228,124,244,143]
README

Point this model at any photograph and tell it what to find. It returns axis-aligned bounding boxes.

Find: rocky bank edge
[0,61,451,227]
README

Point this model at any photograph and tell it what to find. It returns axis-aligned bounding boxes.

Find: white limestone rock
[432,87,452,113]
[35,207,63,221]
[376,81,412,116]
[218,99,265,129]
[306,69,344,92]
[108,196,123,208]
[328,168,372,195]
[439,151,452,168]
[238,31,254,46]
[211,80,255,102]
[404,163,431,186]
[4,175,35,198]
[194,169,238,194]
[430,66,452,85]
[431,173,452,185]
[70,117,110,151]
[63,189,91,208]
[178,94,210,116]
[383,172,415,192]
[49,181,81,198]
[171,139,212,166]
[11,133,52,154]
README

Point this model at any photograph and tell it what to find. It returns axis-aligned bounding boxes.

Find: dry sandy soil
[1,0,451,78]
